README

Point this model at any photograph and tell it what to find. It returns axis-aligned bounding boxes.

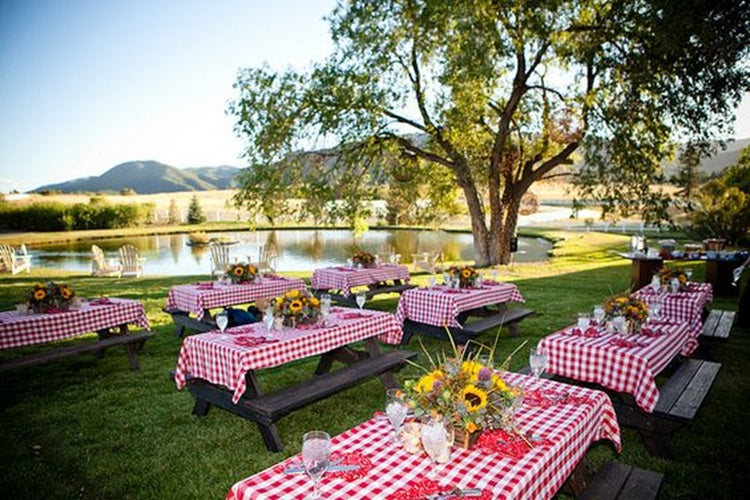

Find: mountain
[32,161,241,194]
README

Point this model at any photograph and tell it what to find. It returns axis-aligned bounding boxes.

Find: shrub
[0,201,155,231]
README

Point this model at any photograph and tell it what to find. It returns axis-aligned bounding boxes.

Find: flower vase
[453,427,482,450]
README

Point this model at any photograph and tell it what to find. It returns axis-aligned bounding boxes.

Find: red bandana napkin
[640,327,664,338]
[339,312,369,320]
[523,389,595,408]
[608,338,647,348]
[566,326,601,338]
[476,429,552,459]
[89,298,113,306]
[386,476,492,500]
[233,336,269,348]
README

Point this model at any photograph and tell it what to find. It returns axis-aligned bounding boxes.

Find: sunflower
[289,299,303,313]
[60,286,73,300]
[493,374,507,391]
[286,289,300,299]
[33,289,46,301]
[466,422,478,433]
[460,385,488,412]
[308,296,320,307]
[461,269,472,279]
[233,266,244,277]
[461,360,482,378]
[415,369,444,393]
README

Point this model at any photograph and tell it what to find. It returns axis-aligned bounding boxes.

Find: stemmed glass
[593,306,605,325]
[385,389,409,444]
[577,313,590,329]
[355,292,366,310]
[216,311,229,333]
[302,431,330,499]
[420,418,453,478]
[263,307,274,333]
[685,268,693,282]
[428,274,437,287]
[528,347,548,390]
[320,294,331,326]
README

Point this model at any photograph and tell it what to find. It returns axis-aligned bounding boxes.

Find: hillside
[32,161,240,194]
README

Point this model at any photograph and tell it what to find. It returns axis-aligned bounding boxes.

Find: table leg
[562,455,594,497]
[314,347,368,376]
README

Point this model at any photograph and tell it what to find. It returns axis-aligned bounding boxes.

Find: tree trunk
[461,182,490,266]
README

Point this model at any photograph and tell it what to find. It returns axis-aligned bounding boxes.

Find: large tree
[230,0,749,265]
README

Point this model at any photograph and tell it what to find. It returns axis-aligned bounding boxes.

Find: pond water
[29,229,552,276]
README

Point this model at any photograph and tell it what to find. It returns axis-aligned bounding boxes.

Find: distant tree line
[0,199,155,231]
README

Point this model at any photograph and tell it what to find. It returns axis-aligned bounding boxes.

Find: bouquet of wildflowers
[351,250,376,268]
[447,266,478,288]
[658,268,688,291]
[603,294,649,330]
[272,289,321,326]
[225,262,258,284]
[28,282,75,313]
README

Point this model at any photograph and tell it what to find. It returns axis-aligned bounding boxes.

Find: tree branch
[381,109,428,132]
[379,132,456,169]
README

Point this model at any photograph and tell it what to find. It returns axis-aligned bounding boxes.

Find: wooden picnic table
[394,281,531,345]
[225,372,621,500]
[0,298,152,372]
[164,276,307,336]
[173,307,415,452]
[310,264,416,306]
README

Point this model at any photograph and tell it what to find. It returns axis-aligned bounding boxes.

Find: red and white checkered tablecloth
[225,373,620,500]
[394,282,525,328]
[633,282,712,343]
[311,264,410,297]
[165,276,307,320]
[174,308,403,403]
[0,298,150,350]
[538,321,691,413]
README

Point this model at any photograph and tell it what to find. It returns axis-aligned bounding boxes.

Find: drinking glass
[263,309,274,333]
[491,268,499,281]
[428,274,437,287]
[648,302,661,320]
[442,272,451,285]
[528,347,548,390]
[302,431,331,499]
[577,313,590,329]
[685,268,693,282]
[593,306,605,325]
[216,311,229,332]
[355,292,366,310]
[385,389,409,444]
[420,418,453,478]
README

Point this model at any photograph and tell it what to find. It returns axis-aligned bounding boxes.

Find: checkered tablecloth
[311,264,410,297]
[225,373,620,500]
[174,308,403,403]
[0,298,150,350]
[165,276,307,320]
[633,282,712,344]
[538,321,691,413]
[394,282,525,328]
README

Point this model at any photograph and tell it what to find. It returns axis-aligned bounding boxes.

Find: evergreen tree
[187,195,205,224]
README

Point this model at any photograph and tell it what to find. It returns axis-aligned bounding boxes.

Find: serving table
[226,373,621,500]
[0,298,152,372]
[310,264,415,306]
[394,281,530,344]
[164,275,307,336]
[174,307,415,452]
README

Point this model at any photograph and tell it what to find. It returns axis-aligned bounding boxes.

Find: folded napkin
[386,476,491,500]
[640,327,665,338]
[523,389,595,408]
[233,335,275,348]
[566,326,602,338]
[89,298,113,306]
[609,338,647,348]
[476,429,552,459]
[338,312,369,320]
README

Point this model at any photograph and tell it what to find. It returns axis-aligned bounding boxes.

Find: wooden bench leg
[496,303,522,337]
[256,421,284,453]
[364,338,399,390]
[192,398,212,417]
[175,323,186,338]
[124,343,140,371]
[563,455,594,497]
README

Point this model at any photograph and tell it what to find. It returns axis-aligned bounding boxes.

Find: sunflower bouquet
[603,294,649,331]
[225,262,258,284]
[400,337,525,446]
[27,282,76,313]
[447,265,478,288]
[272,289,321,327]
[351,250,377,268]
[658,268,688,291]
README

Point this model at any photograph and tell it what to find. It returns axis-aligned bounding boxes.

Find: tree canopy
[230,0,749,265]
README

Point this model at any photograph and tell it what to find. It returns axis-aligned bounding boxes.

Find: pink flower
[478,367,492,381]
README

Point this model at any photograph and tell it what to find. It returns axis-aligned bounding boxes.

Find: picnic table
[538,319,720,456]
[310,264,415,306]
[164,276,307,336]
[0,298,152,372]
[174,307,416,452]
[394,281,531,345]
[226,372,621,500]
[632,282,713,355]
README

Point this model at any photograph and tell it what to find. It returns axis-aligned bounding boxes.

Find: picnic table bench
[580,462,663,500]
[700,309,735,340]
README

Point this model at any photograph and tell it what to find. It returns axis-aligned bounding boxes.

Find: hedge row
[0,201,156,231]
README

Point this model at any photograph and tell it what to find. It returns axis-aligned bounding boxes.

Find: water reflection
[30,229,551,276]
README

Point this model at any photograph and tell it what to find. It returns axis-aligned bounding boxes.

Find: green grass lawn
[0,230,746,499]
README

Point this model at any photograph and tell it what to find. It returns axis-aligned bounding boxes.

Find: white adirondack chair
[248,245,277,274]
[0,243,31,274]
[377,244,395,264]
[412,251,443,274]
[91,245,122,277]
[209,242,231,278]
[118,245,145,278]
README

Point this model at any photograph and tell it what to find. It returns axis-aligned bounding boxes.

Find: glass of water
[529,347,548,389]
[302,431,330,499]
[593,306,605,325]
[355,292,366,310]
[385,389,409,444]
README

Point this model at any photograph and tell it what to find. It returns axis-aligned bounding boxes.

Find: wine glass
[528,347,548,390]
[428,274,437,287]
[263,309,274,333]
[577,313,590,329]
[685,268,693,282]
[385,389,409,444]
[420,418,453,478]
[216,311,229,333]
[302,431,330,499]
[593,306,605,325]
[355,292,366,310]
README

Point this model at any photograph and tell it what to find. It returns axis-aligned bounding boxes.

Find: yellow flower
[460,385,488,412]
[247,265,256,274]
[493,374,507,391]
[308,297,320,307]
[60,286,73,300]
[461,269,471,279]
[289,300,303,313]
[33,289,46,301]
[466,422,478,433]
[416,375,437,393]
[233,267,244,277]
[287,289,300,299]
[461,360,482,377]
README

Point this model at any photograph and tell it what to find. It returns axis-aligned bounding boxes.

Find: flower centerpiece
[351,249,377,268]
[27,282,76,313]
[400,337,526,449]
[658,268,688,292]
[447,265,478,288]
[272,289,321,327]
[602,294,649,333]
[225,262,258,284]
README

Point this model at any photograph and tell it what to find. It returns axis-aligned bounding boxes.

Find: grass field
[0,230,746,499]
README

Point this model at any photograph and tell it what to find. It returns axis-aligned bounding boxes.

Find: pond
[29,229,552,276]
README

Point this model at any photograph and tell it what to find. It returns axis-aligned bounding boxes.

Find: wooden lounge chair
[248,245,277,274]
[118,245,145,278]
[209,242,231,278]
[412,251,443,274]
[91,245,122,277]
[0,243,31,274]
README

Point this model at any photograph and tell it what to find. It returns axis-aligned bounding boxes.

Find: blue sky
[0,0,748,193]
